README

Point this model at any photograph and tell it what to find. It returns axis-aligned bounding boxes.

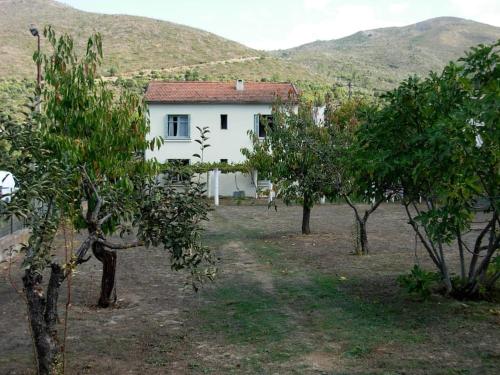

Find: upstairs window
[167,115,190,139]
[256,114,273,138]
[220,159,228,164]
[221,114,228,130]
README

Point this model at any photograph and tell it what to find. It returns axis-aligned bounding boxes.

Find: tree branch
[404,201,442,270]
[343,194,361,223]
[97,239,144,250]
[469,212,497,279]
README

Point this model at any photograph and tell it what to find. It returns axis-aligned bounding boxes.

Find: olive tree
[0,27,214,374]
[359,42,499,298]
[242,99,332,234]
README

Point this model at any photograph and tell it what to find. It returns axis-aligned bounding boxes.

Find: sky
[57,0,500,50]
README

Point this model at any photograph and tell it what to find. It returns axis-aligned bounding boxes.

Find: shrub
[398,265,440,299]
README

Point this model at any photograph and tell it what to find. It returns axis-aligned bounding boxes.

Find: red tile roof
[145,81,299,104]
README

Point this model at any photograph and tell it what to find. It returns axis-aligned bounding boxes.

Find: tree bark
[23,264,64,375]
[92,242,117,308]
[302,203,311,235]
[357,219,369,255]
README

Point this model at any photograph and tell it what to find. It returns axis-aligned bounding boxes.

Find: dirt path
[102,56,261,81]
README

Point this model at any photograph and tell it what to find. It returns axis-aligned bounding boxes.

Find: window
[167,159,190,183]
[220,159,228,164]
[167,115,190,139]
[220,114,228,130]
[257,114,273,138]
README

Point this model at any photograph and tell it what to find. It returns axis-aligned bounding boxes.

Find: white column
[268,182,274,202]
[207,171,211,198]
[320,196,326,204]
[253,170,258,199]
[214,169,219,206]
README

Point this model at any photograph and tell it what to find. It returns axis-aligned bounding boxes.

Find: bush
[398,265,440,299]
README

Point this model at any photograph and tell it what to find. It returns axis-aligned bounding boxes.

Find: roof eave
[145,100,293,105]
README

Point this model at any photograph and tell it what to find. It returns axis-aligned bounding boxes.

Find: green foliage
[107,66,118,77]
[242,99,331,208]
[0,100,70,271]
[398,265,440,299]
[360,41,500,297]
[184,69,200,81]
[1,26,214,286]
[137,169,215,289]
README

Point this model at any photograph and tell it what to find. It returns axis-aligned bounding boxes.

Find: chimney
[236,79,245,91]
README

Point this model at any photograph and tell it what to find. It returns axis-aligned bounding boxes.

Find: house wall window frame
[166,114,190,139]
[220,114,228,130]
[254,114,273,138]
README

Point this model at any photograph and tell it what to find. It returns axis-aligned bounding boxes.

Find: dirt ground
[1,202,499,374]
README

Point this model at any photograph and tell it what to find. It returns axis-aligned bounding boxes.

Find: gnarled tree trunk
[23,264,64,375]
[92,241,117,308]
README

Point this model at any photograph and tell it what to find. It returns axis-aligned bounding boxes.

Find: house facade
[145,80,298,197]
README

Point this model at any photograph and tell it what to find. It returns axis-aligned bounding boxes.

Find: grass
[201,283,290,344]
[1,204,498,374]
[189,206,500,374]
[198,272,428,365]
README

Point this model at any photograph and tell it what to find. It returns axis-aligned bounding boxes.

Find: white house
[145,80,298,197]
[0,171,16,203]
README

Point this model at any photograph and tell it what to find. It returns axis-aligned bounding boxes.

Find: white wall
[146,103,272,197]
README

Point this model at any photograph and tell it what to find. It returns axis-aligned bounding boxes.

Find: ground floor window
[167,159,190,183]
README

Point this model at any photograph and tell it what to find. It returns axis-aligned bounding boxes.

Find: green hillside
[0,1,499,96]
[275,17,500,91]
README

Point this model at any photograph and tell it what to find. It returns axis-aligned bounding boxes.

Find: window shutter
[165,115,170,138]
[254,114,259,135]
[187,114,191,138]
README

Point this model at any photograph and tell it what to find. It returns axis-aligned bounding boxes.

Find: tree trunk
[23,264,64,375]
[92,242,117,308]
[357,219,369,255]
[302,203,311,235]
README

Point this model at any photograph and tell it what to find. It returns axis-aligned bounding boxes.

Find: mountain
[275,17,500,91]
[0,0,260,78]
[0,1,499,93]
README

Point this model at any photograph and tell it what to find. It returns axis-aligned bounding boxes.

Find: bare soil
[1,203,499,374]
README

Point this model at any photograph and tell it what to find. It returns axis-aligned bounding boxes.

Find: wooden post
[214,169,219,206]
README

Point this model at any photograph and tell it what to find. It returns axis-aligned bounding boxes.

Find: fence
[0,216,25,238]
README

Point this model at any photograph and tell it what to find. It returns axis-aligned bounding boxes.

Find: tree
[360,41,499,298]
[0,27,214,373]
[243,99,331,234]
[323,96,395,254]
[184,69,200,81]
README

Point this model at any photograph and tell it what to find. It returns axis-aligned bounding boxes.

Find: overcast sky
[57,0,500,50]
